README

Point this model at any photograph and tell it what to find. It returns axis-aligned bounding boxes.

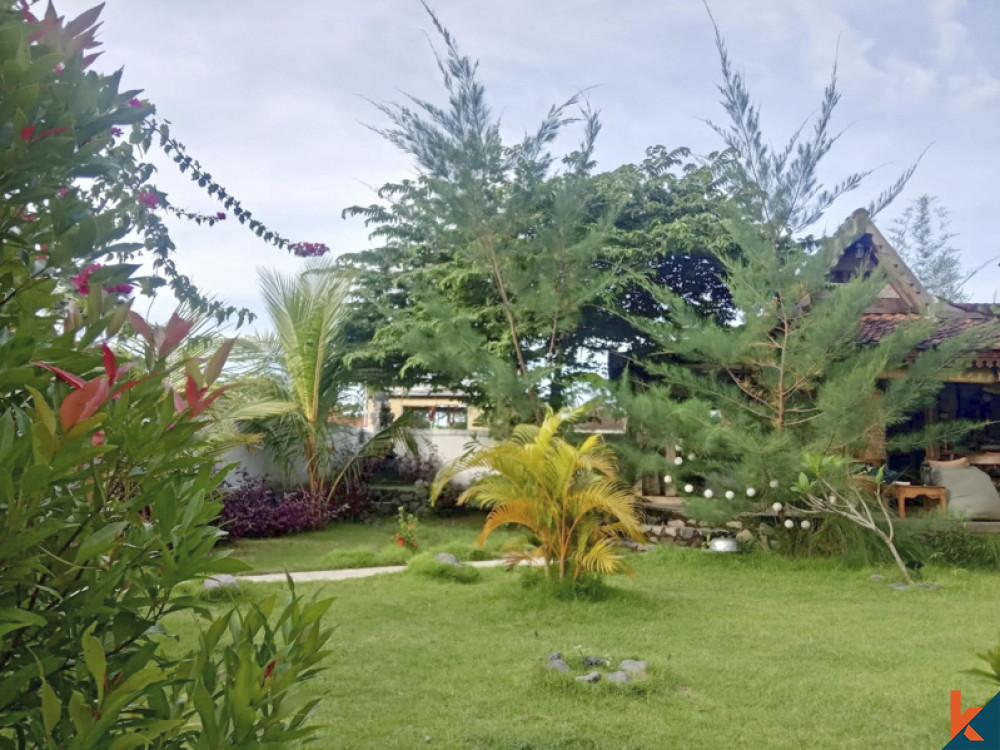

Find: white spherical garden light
[769,479,779,489]
[746,487,756,498]
[684,483,694,493]
[724,490,735,500]
[673,456,684,466]
[801,520,811,530]
[663,475,672,484]
[771,502,783,513]
[703,489,713,499]
[784,519,795,529]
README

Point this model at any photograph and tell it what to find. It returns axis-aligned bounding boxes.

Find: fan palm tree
[431,406,644,580]
[236,261,415,500]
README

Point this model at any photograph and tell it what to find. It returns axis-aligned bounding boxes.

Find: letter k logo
[953,691,985,742]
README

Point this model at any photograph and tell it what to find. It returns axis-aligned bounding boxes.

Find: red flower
[110,127,123,137]
[127,98,143,108]
[20,125,35,143]
[137,192,158,209]
[396,537,406,547]
[54,62,65,74]
[91,430,105,447]
[57,187,70,198]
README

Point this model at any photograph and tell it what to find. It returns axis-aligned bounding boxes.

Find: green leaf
[109,736,148,750]
[81,630,106,701]
[0,608,46,638]
[192,683,219,748]
[68,691,94,734]
[24,386,56,438]
[75,522,127,564]
[40,680,60,737]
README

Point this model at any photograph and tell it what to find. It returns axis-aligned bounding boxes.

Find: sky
[54,0,1000,326]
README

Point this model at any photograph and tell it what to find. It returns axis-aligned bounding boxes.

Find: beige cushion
[930,465,1000,521]
[928,457,970,468]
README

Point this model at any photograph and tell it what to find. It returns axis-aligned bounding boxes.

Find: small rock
[606,670,630,684]
[576,671,601,684]
[725,520,743,529]
[203,574,239,591]
[546,659,571,672]
[870,574,885,582]
[735,529,753,544]
[889,582,909,590]
[667,519,686,528]
[663,527,678,538]
[678,527,695,540]
[583,657,606,667]
[916,582,939,590]
[433,553,463,567]
[619,659,648,673]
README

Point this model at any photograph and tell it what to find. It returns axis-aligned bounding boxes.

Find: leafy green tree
[233,261,416,500]
[339,9,739,435]
[338,6,623,434]
[0,5,332,746]
[614,16,994,520]
[888,194,969,301]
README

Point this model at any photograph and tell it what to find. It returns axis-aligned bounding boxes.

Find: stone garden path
[241,558,511,584]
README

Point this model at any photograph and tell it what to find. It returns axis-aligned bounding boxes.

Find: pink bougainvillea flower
[216,212,226,220]
[71,264,100,295]
[137,192,158,209]
[110,126,123,137]
[290,241,330,258]
[72,265,134,296]
[54,62,65,74]
[57,187,70,198]
[127,97,143,107]
[19,0,38,23]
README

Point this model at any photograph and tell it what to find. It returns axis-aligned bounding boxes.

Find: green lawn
[177,546,1000,748]
[227,513,520,573]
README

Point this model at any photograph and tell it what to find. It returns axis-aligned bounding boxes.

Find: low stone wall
[368,484,429,515]
[639,518,750,548]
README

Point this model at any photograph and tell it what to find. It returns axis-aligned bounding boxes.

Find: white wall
[221,428,494,487]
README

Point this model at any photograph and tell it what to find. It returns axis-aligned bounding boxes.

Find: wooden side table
[893,485,947,518]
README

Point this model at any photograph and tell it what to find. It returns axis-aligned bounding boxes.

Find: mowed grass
[226,513,520,573]
[172,546,1000,749]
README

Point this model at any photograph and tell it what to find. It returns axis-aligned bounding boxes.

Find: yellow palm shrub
[430,407,645,580]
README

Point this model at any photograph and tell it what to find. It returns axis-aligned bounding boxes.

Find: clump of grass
[407,552,482,583]
[427,542,497,562]
[175,580,262,605]
[321,545,412,569]
[518,567,614,601]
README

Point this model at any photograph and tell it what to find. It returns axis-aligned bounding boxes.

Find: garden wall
[222,428,494,486]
